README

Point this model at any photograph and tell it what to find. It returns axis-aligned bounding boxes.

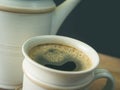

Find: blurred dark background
[54,0,120,58]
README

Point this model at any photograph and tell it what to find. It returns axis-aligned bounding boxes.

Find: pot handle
[93,69,115,90]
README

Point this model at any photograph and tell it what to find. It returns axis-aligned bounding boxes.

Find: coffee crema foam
[29,43,92,71]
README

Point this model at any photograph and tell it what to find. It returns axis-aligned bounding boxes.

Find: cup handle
[93,69,115,90]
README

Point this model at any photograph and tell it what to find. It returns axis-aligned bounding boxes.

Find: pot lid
[0,0,56,13]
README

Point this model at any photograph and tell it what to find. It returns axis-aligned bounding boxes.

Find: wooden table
[90,53,120,90]
[0,53,120,90]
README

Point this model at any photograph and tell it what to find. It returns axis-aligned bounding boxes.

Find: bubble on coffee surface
[29,43,92,71]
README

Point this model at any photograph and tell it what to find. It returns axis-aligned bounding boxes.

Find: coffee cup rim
[22,35,99,74]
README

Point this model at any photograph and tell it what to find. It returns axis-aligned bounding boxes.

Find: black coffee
[45,61,76,71]
[29,43,92,71]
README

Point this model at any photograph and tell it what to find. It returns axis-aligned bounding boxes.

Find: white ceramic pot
[0,0,82,89]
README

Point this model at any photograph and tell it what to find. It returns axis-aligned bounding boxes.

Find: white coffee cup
[22,35,115,90]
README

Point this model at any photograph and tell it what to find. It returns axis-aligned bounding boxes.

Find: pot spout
[51,0,82,35]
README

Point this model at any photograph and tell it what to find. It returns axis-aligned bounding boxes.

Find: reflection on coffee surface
[29,43,92,71]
